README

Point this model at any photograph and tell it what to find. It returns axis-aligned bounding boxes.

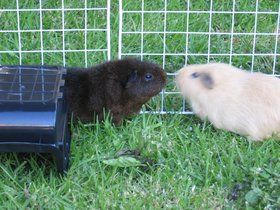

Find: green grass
[0,0,280,209]
[0,115,279,209]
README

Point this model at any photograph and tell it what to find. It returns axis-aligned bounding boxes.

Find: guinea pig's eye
[191,72,199,79]
[144,73,154,81]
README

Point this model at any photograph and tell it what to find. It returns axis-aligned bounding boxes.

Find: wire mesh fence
[118,0,280,114]
[1,0,280,114]
[0,0,111,67]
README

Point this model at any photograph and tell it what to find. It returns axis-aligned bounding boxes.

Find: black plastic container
[0,65,71,174]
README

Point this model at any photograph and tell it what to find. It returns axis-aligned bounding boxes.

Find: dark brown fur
[65,58,166,125]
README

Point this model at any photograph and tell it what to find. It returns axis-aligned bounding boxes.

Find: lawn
[0,0,279,209]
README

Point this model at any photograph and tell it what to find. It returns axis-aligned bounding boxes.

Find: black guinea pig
[65,58,166,125]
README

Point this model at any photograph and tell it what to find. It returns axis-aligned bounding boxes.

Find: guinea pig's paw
[112,115,123,126]
[275,132,280,141]
[246,135,263,142]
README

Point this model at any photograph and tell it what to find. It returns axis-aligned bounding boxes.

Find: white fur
[175,63,280,141]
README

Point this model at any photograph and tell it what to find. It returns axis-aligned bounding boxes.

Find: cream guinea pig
[175,63,280,141]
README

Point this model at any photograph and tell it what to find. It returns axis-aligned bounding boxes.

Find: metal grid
[0,0,111,67]
[118,0,280,114]
[1,0,280,114]
[0,65,65,103]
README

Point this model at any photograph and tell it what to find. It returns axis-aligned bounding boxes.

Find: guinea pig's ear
[125,70,138,88]
[199,72,214,89]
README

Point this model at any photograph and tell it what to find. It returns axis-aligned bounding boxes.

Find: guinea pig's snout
[159,69,167,85]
